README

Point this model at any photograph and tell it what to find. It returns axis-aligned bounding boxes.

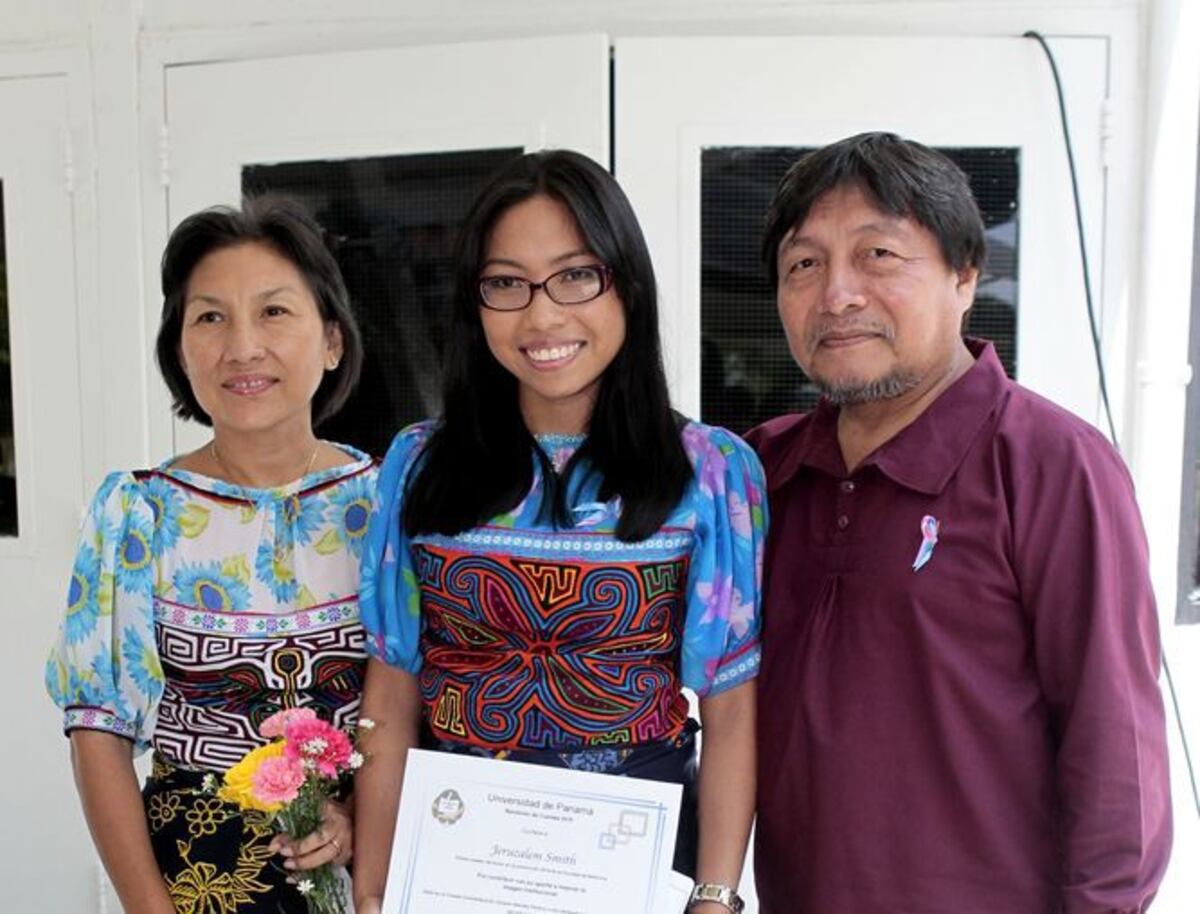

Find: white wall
[1128,2,1200,913]
[1,1,1196,911]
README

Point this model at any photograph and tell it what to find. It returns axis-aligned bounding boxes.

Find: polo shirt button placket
[834,477,856,536]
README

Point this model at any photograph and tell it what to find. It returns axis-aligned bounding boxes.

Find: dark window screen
[243,148,522,457]
[700,146,1020,434]
[0,182,16,536]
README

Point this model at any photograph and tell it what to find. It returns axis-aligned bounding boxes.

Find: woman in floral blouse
[353,151,766,914]
[46,196,376,913]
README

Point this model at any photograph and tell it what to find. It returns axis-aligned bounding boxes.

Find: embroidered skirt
[423,718,700,877]
[142,754,309,914]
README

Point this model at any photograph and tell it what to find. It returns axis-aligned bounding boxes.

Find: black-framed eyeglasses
[478,264,614,311]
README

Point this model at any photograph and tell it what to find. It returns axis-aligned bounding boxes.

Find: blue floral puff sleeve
[45,472,165,752]
[359,422,435,674]
[678,424,769,698]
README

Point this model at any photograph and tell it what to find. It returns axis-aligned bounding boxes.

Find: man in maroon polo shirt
[746,132,1172,913]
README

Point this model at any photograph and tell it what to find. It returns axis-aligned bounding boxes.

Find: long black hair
[403,150,691,542]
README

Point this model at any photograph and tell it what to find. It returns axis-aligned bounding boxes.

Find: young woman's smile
[522,340,584,367]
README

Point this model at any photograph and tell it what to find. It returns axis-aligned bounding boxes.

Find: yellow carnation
[218,741,287,813]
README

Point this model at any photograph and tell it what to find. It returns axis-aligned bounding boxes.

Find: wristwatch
[687,882,745,913]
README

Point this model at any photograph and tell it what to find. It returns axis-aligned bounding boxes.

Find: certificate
[382,749,683,913]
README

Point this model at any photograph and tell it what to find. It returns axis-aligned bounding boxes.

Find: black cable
[1025,29,1200,821]
[1024,31,1119,443]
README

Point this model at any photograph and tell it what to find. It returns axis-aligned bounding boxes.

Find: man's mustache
[806,320,894,350]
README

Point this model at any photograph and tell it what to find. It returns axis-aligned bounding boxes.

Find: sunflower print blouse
[45,446,377,772]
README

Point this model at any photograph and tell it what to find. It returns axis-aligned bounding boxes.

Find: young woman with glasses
[353,150,765,914]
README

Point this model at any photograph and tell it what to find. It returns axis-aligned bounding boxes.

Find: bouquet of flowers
[211,708,371,914]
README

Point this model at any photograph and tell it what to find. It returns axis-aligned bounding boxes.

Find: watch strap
[687,882,745,914]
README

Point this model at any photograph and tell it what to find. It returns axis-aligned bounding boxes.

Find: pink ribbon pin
[912,515,939,572]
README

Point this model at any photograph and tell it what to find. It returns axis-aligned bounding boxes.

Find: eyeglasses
[478,264,614,311]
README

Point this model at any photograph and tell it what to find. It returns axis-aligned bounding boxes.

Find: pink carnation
[284,717,353,777]
[260,707,318,739]
[251,755,305,806]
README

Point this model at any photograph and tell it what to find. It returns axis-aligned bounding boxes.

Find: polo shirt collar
[773,338,1008,495]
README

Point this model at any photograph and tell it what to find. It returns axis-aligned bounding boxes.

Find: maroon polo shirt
[747,341,1171,914]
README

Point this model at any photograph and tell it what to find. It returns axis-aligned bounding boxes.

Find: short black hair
[155,194,363,427]
[762,132,987,285]
[403,149,692,543]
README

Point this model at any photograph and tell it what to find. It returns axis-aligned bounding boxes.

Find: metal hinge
[159,122,170,188]
[63,129,75,194]
[1099,96,1114,169]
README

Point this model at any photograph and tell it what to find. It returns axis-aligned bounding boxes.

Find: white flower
[296,879,314,896]
[302,737,328,756]
[201,774,218,793]
[358,718,376,730]
[348,751,365,770]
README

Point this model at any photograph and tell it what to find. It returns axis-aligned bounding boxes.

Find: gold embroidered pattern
[184,797,232,838]
[146,793,182,832]
[165,838,274,914]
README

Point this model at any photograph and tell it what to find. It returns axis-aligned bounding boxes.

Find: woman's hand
[272,798,353,870]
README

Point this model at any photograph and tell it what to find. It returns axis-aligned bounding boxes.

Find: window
[243,148,523,456]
